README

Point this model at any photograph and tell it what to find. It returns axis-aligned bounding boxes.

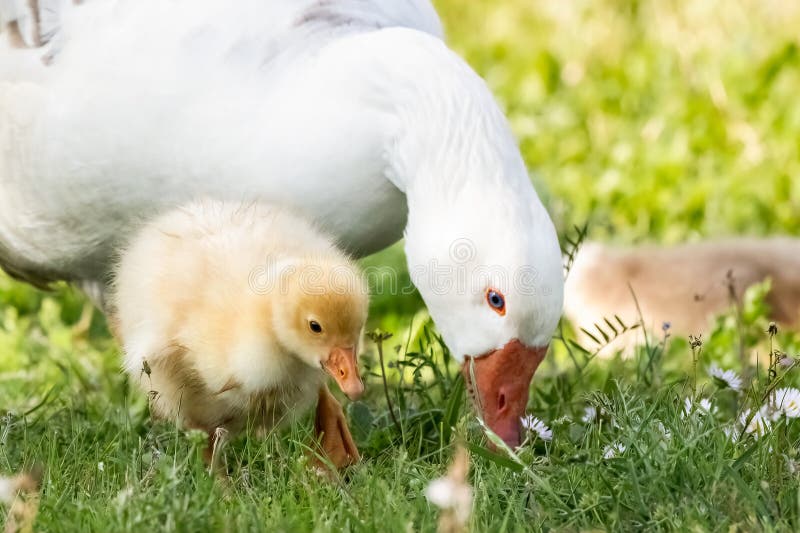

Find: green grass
[3,0,800,531]
[4,276,800,531]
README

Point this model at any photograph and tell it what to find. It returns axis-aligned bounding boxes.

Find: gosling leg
[313,384,360,469]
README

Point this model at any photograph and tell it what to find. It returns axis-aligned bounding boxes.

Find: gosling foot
[313,384,360,470]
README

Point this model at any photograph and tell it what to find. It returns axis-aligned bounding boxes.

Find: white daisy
[97,462,105,472]
[769,388,800,418]
[521,415,553,441]
[582,406,597,423]
[425,448,473,526]
[425,476,473,524]
[699,397,715,413]
[723,426,739,442]
[708,364,743,391]
[0,477,16,504]
[740,408,771,438]
[426,477,457,508]
[655,420,672,441]
[683,397,716,417]
[603,443,626,459]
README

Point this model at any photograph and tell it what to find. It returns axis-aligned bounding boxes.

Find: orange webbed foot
[313,384,360,470]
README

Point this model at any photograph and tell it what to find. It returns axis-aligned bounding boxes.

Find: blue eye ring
[485,288,506,316]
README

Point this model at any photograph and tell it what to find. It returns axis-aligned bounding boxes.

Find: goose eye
[485,289,506,316]
[309,320,323,333]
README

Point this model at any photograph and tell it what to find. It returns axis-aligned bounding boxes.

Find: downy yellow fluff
[111,200,368,440]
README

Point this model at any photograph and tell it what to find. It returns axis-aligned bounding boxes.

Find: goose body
[0,0,442,285]
[0,0,564,446]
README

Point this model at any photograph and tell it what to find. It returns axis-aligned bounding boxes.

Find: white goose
[0,0,564,447]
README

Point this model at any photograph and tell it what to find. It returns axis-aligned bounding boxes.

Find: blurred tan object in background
[565,238,800,354]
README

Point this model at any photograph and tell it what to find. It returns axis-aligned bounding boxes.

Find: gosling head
[272,255,369,400]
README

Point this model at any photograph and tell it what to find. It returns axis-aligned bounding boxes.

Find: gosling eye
[309,320,323,334]
[485,288,506,316]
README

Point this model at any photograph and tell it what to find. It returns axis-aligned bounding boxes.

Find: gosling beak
[462,339,548,448]
[323,346,364,400]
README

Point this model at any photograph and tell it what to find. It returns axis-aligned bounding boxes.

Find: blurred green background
[440,0,800,242]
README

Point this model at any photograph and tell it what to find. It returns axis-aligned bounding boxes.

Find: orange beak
[462,339,548,448]
[323,346,364,401]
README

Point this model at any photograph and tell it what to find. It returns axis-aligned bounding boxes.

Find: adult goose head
[333,29,565,446]
[0,0,564,447]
